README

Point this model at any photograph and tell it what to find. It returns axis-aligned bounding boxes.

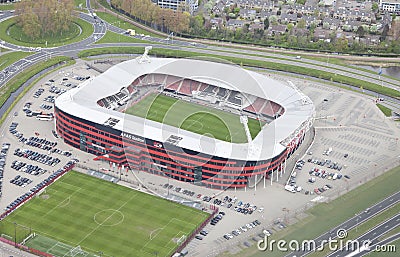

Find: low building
[157,0,199,14]
[379,0,400,13]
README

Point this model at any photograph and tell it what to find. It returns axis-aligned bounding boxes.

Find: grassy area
[0,51,32,70]
[0,4,14,10]
[95,30,151,44]
[96,12,160,38]
[0,17,94,47]
[125,93,264,143]
[8,23,80,45]
[0,56,74,126]
[308,203,400,257]
[74,0,86,8]
[230,165,400,257]
[78,47,400,98]
[377,103,392,117]
[0,171,208,257]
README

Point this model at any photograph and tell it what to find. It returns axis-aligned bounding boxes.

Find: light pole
[13,222,17,248]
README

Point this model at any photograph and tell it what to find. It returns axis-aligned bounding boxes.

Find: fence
[0,164,75,221]
[172,207,219,256]
[0,163,75,257]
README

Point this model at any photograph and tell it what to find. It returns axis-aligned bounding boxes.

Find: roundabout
[0,17,94,48]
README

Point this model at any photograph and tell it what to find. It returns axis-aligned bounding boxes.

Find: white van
[285,185,296,193]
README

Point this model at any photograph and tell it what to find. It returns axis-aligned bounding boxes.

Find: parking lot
[0,60,399,257]
[0,59,99,211]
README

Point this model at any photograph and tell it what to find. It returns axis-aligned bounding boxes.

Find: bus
[36,115,53,121]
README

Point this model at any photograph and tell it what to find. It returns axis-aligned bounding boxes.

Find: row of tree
[111,0,190,33]
[15,0,75,40]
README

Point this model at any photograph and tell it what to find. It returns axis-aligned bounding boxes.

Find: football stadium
[54,54,315,189]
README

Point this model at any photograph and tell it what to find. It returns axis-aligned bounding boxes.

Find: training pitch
[125,93,264,143]
[0,171,209,257]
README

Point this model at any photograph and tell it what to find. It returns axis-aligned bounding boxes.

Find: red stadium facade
[55,106,306,189]
[54,58,314,190]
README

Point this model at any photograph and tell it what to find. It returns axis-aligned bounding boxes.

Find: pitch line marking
[93,209,125,227]
[149,228,163,240]
[42,188,81,219]
[77,192,138,245]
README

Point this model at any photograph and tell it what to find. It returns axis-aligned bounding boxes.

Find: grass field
[0,171,208,257]
[0,17,94,47]
[376,103,392,117]
[125,93,264,143]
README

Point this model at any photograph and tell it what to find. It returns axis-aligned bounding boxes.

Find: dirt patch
[41,194,50,200]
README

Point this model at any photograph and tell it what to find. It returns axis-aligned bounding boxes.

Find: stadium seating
[178,79,193,96]
[197,83,207,92]
[217,87,227,98]
[244,97,265,114]
[165,75,181,87]
[227,92,242,106]
[166,81,181,91]
[202,85,217,95]
[153,74,167,85]
[261,101,282,117]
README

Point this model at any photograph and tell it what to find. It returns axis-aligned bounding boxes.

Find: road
[326,213,400,256]
[285,190,400,257]
[0,8,399,102]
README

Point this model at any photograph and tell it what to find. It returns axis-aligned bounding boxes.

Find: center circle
[93,209,124,226]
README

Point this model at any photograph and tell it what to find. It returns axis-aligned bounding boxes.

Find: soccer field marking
[58,196,71,208]
[57,181,84,192]
[77,192,138,246]
[183,113,206,132]
[141,217,198,255]
[93,209,125,227]
[42,188,82,219]
[47,241,71,256]
[163,230,185,249]
[149,228,163,240]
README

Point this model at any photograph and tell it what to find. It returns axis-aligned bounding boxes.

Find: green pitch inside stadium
[125,93,264,143]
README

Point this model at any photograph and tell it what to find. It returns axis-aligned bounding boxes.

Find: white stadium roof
[56,58,314,161]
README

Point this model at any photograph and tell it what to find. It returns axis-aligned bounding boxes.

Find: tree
[369,25,378,34]
[287,23,294,32]
[380,24,390,41]
[15,0,75,40]
[372,2,379,13]
[269,15,278,25]
[264,17,269,30]
[297,18,306,29]
[356,26,365,38]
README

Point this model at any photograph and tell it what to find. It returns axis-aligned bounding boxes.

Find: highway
[0,7,399,101]
[326,213,400,256]
[285,191,400,257]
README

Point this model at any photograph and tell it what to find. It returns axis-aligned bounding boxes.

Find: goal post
[176,234,186,245]
[67,245,85,257]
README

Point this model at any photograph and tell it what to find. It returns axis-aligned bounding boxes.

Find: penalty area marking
[149,228,163,240]
[58,197,70,208]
